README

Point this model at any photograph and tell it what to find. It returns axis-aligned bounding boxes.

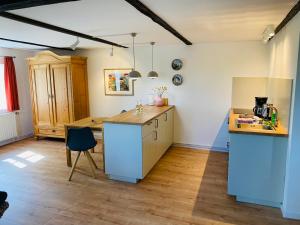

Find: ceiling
[0,0,297,50]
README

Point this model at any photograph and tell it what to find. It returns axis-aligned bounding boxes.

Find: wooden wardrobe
[28,51,89,139]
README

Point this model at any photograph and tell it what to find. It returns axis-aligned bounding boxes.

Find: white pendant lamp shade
[129,33,141,79]
[148,42,158,78]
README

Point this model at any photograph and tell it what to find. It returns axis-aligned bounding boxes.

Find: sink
[236,123,274,131]
[232,108,254,115]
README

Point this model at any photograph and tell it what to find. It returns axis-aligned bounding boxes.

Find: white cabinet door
[142,131,156,177]
[156,109,174,157]
[155,115,166,159]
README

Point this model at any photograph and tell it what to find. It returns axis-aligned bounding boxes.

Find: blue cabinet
[228,133,288,207]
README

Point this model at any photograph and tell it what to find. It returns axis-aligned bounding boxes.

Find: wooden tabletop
[65,117,107,130]
[228,109,288,137]
[103,105,175,125]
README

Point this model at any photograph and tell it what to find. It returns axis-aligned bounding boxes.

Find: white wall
[81,41,269,150]
[0,48,35,139]
[231,77,268,109]
[268,12,300,219]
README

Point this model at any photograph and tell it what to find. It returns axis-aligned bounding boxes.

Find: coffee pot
[253,97,268,118]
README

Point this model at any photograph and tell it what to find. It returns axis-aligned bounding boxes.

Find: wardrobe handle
[155,119,159,128]
[164,113,168,121]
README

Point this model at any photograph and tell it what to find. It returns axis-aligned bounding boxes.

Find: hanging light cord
[132,33,136,70]
[151,43,154,71]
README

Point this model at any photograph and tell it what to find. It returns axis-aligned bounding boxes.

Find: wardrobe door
[71,63,89,120]
[30,64,53,130]
[50,64,72,129]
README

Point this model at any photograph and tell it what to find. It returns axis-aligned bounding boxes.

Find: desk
[64,117,106,167]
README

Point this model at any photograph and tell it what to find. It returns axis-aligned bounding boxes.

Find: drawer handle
[147,121,152,126]
[155,119,159,128]
[154,131,158,140]
[52,130,56,132]
[164,113,168,121]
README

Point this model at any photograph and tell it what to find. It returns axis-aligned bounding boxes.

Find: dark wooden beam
[0,12,128,48]
[275,0,300,35]
[0,37,73,51]
[0,0,79,12]
[124,0,192,45]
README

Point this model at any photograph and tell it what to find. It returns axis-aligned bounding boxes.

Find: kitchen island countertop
[103,105,174,125]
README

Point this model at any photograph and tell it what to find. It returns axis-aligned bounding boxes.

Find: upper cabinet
[28,51,89,139]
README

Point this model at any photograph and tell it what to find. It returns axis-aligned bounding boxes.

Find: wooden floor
[0,139,299,225]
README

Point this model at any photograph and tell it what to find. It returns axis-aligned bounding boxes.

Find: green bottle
[271,112,277,126]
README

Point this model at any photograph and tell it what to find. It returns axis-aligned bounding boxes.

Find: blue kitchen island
[228,109,289,208]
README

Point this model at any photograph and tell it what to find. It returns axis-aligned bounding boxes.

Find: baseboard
[172,143,228,152]
[237,196,280,208]
[0,133,34,147]
[281,206,300,220]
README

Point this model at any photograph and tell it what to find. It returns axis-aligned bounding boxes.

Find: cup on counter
[147,95,155,106]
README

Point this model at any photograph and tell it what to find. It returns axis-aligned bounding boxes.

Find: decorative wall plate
[171,59,183,70]
[172,74,183,86]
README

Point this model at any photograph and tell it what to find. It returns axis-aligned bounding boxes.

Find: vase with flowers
[153,86,167,107]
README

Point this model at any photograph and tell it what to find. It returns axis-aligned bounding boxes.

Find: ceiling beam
[124,0,192,45]
[0,12,128,48]
[0,0,79,12]
[274,0,300,35]
[0,37,73,51]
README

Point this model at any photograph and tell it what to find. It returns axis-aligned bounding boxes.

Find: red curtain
[4,57,20,112]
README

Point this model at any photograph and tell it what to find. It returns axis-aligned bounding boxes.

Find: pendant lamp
[148,42,158,78]
[128,33,141,79]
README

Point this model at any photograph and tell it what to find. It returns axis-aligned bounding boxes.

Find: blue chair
[66,127,98,181]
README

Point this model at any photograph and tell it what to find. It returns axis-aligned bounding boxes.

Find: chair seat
[67,140,97,152]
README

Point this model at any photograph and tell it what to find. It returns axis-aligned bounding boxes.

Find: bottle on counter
[136,100,143,114]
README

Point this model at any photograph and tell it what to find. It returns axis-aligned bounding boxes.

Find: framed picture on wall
[104,68,134,96]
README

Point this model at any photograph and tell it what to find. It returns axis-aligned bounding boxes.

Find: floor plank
[0,138,299,225]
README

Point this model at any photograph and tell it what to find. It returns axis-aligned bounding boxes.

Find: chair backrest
[67,127,97,151]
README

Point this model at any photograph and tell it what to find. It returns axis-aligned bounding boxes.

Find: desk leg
[65,125,72,167]
[66,148,72,167]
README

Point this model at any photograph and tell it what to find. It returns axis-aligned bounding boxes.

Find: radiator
[0,112,18,142]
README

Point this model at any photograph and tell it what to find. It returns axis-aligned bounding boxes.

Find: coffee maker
[253,97,268,118]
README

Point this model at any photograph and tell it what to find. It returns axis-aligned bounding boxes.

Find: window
[0,63,7,112]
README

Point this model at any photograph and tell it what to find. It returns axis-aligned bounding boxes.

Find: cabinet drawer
[155,111,169,129]
[38,128,65,137]
[142,120,155,138]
